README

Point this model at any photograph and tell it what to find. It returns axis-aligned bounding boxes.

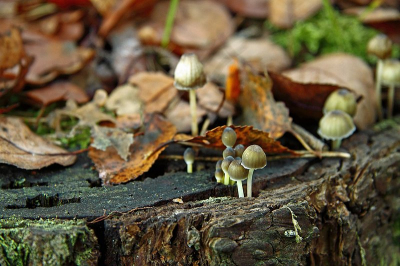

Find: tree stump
[1,118,400,265]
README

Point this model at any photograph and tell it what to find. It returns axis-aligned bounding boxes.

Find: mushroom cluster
[215,126,267,198]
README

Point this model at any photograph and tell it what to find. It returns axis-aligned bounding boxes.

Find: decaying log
[102,122,400,265]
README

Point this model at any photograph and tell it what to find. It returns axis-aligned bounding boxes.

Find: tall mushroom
[183,147,195,174]
[174,53,206,136]
[318,110,356,150]
[367,34,392,120]
[241,145,267,198]
[228,159,249,198]
[381,59,400,119]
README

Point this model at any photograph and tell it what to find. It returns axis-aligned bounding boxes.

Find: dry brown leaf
[89,114,177,184]
[281,53,375,129]
[197,82,234,118]
[165,101,207,133]
[0,117,76,169]
[240,68,292,139]
[129,71,174,103]
[24,81,89,106]
[0,26,24,70]
[268,0,322,29]
[177,125,295,154]
[105,84,142,116]
[204,37,290,84]
[138,0,234,58]
[220,0,269,18]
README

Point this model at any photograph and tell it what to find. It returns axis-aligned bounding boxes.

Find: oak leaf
[89,114,177,184]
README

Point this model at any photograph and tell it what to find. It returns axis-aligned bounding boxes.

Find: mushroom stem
[247,168,254,198]
[237,180,244,198]
[388,83,395,119]
[376,59,384,121]
[189,89,198,136]
[224,173,230,185]
[331,139,342,151]
[187,163,193,174]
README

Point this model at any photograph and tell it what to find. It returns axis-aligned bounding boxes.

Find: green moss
[0,218,98,265]
[265,5,400,65]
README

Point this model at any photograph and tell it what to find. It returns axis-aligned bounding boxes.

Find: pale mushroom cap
[216,159,223,170]
[215,169,224,182]
[183,147,195,164]
[174,53,206,90]
[228,159,249,181]
[221,127,237,147]
[318,110,356,140]
[323,88,357,117]
[221,156,235,173]
[241,145,267,170]
[223,147,235,159]
[381,59,400,86]
[234,144,245,158]
[367,34,392,60]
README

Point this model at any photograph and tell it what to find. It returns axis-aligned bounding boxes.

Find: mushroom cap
[221,156,235,173]
[367,34,392,60]
[174,53,206,90]
[318,110,356,140]
[216,159,223,170]
[234,144,245,158]
[221,127,237,147]
[215,169,224,182]
[241,145,267,170]
[323,88,357,117]
[183,147,195,164]
[228,159,249,181]
[223,147,235,159]
[381,59,400,86]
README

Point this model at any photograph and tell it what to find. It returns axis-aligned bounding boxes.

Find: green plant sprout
[161,0,179,48]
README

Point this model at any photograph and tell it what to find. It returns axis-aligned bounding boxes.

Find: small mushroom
[367,34,393,120]
[183,147,195,174]
[323,88,358,117]
[174,53,206,136]
[221,156,235,185]
[215,169,224,183]
[381,59,400,119]
[228,159,249,198]
[221,127,237,148]
[241,145,267,198]
[223,147,235,159]
[318,110,356,150]
[234,144,245,158]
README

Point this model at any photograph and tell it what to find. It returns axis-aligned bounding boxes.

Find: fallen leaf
[105,84,142,116]
[89,114,177,184]
[0,117,76,169]
[204,36,290,84]
[0,26,24,70]
[129,71,174,103]
[176,125,295,154]
[220,0,269,18]
[165,100,207,133]
[197,82,235,119]
[268,0,322,29]
[24,81,89,106]
[138,0,234,59]
[240,68,292,139]
[279,53,375,129]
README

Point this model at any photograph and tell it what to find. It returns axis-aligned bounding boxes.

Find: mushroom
[174,53,206,136]
[183,147,195,173]
[318,110,356,150]
[227,159,249,198]
[241,145,267,198]
[223,147,235,159]
[221,156,235,185]
[323,88,358,117]
[367,34,393,120]
[215,169,224,183]
[381,59,400,119]
[234,144,245,158]
[221,127,237,148]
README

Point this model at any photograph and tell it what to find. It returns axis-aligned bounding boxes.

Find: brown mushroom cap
[216,159,223,170]
[323,88,357,117]
[223,147,235,159]
[241,145,267,170]
[174,53,206,91]
[318,110,356,140]
[234,144,245,158]
[221,127,237,147]
[367,34,392,60]
[221,156,235,173]
[228,159,249,181]
[381,59,400,86]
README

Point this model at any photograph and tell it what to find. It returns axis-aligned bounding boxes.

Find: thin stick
[291,123,328,152]
[387,83,395,119]
[200,118,210,136]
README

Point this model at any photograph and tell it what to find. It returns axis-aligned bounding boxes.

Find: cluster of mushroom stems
[215,127,267,198]
[367,34,400,120]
